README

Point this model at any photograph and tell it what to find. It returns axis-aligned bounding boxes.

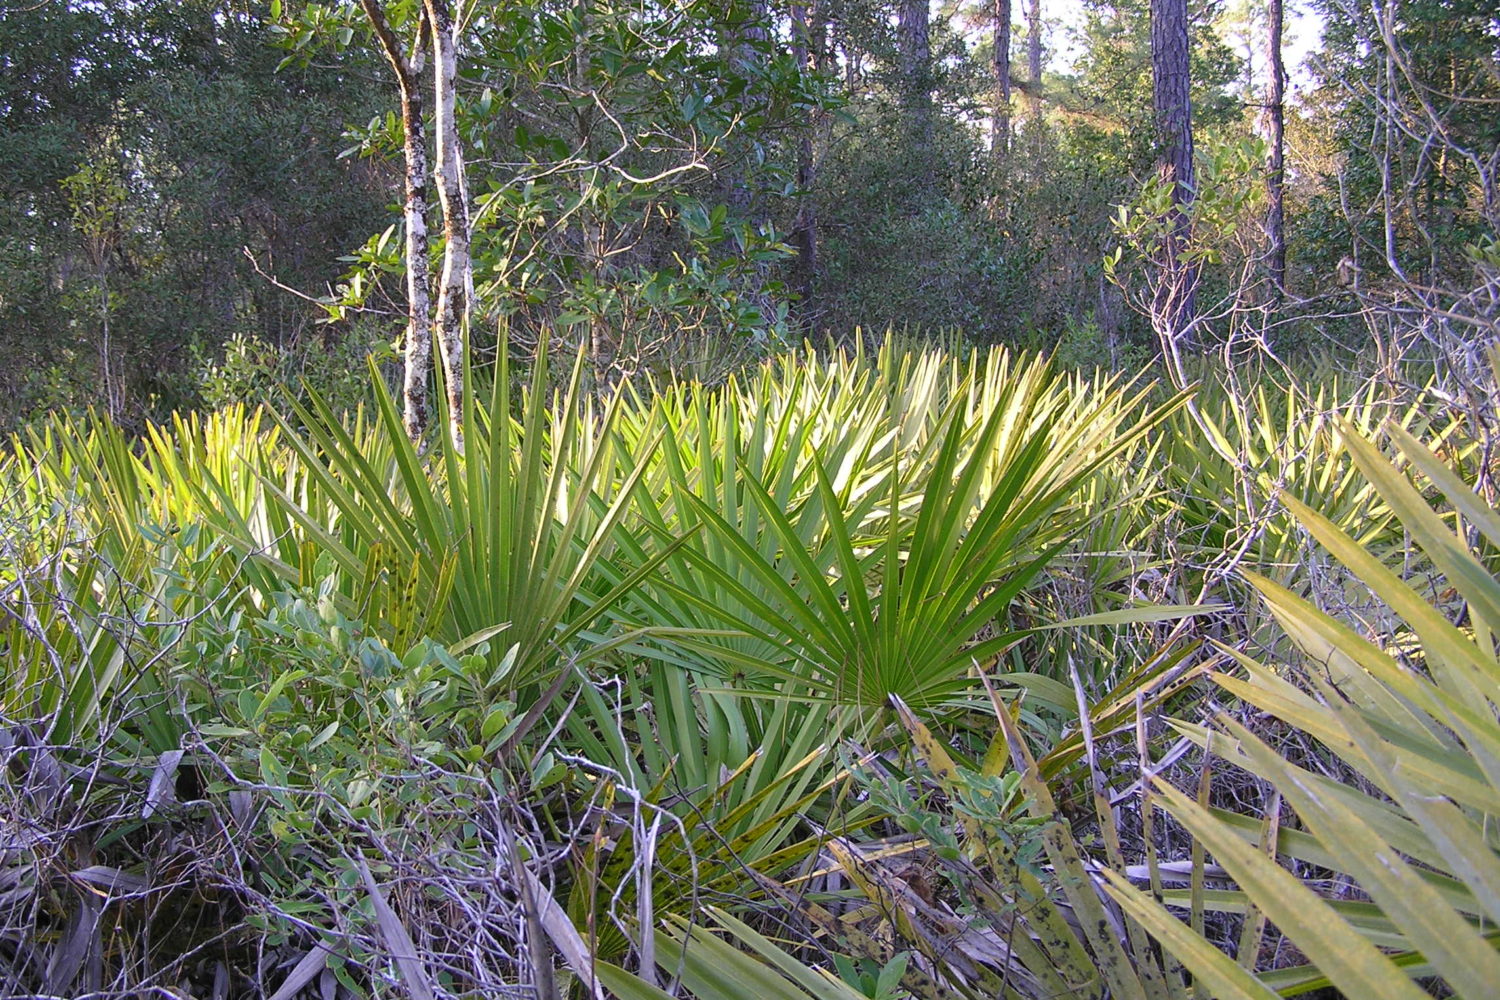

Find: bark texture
[993,0,1012,163]
[898,0,933,193]
[1027,0,1041,124]
[359,0,433,442]
[423,0,471,452]
[1150,0,1197,345]
[1151,0,1194,210]
[1265,0,1287,301]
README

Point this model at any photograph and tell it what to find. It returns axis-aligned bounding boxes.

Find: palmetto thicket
[2,339,1497,998]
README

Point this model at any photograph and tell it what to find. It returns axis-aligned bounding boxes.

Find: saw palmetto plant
[619,345,1191,714]
[6,335,1496,1000]
[1104,418,1500,999]
[594,407,1500,1000]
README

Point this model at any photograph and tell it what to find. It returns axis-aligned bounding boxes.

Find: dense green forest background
[5,0,1495,426]
[4,3,1500,1000]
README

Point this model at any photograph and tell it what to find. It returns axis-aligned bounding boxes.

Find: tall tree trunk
[423,0,470,452]
[1027,0,1041,125]
[1150,0,1197,349]
[359,0,433,443]
[574,0,611,377]
[791,2,821,316]
[993,0,1012,164]
[1265,0,1287,302]
[898,0,933,196]
[723,0,773,330]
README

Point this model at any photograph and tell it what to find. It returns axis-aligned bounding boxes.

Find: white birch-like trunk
[359,0,434,443]
[424,0,471,453]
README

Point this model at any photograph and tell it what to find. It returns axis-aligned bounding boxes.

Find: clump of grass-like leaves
[13,338,1480,998]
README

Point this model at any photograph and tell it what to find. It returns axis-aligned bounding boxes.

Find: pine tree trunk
[993,0,1012,163]
[1265,0,1287,302]
[359,0,433,443]
[898,0,933,195]
[1150,0,1197,347]
[1027,0,1041,125]
[791,2,820,316]
[423,0,470,452]
[573,0,611,377]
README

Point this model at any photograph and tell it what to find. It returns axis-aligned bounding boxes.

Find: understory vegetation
[5,0,1499,996]
[4,338,1499,999]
